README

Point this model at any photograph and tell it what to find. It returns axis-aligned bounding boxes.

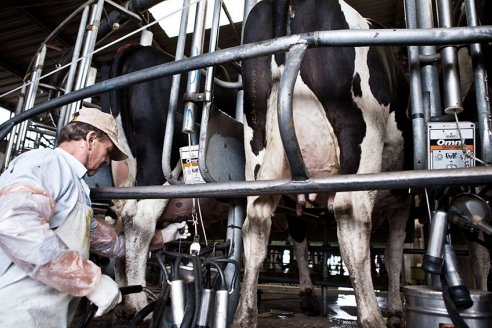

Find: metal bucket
[404,285,492,328]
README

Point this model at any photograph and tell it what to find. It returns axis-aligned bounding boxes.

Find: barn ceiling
[0,0,405,116]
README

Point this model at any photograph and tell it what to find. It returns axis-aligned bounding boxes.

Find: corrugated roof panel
[0,0,403,112]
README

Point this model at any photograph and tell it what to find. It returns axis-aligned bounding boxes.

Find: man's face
[86,136,113,176]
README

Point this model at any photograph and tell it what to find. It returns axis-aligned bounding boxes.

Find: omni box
[427,122,475,169]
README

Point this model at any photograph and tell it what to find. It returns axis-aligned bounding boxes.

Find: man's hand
[149,221,191,250]
[86,275,122,317]
[162,221,191,243]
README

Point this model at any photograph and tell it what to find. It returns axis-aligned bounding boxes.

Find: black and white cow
[99,45,232,317]
[98,44,323,320]
[234,1,412,328]
[100,45,188,316]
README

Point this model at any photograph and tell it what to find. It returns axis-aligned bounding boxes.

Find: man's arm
[0,183,102,297]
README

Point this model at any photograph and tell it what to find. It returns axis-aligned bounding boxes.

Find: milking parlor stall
[1,0,492,327]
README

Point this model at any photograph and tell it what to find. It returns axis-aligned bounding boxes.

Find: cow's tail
[273,0,290,66]
[105,44,143,118]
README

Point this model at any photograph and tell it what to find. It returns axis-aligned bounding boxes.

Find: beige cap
[71,107,129,161]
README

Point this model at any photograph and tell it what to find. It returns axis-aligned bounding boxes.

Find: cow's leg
[121,198,169,317]
[335,190,385,327]
[231,195,280,328]
[111,199,136,291]
[293,238,320,316]
[113,256,128,287]
[288,215,320,316]
[384,196,411,328]
[467,233,490,290]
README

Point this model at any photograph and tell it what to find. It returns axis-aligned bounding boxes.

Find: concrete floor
[71,284,389,327]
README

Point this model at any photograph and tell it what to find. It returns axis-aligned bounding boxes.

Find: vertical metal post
[3,84,26,168]
[57,4,90,134]
[415,0,442,119]
[15,45,47,153]
[83,67,98,105]
[162,0,191,184]
[70,0,105,115]
[321,238,328,316]
[182,0,208,134]
[436,0,463,114]
[464,0,492,164]
[225,199,245,326]
[199,0,223,139]
[203,0,223,101]
[404,0,427,169]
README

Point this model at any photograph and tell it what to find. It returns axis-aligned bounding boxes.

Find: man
[0,107,190,327]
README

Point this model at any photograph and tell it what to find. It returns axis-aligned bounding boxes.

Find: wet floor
[254,285,388,328]
[71,284,390,327]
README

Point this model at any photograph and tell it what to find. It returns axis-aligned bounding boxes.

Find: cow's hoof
[299,288,321,316]
[386,312,405,328]
[114,303,137,320]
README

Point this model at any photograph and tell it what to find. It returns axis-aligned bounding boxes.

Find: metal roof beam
[8,0,72,48]
[0,53,25,78]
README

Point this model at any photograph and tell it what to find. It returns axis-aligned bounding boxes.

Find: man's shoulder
[15,148,60,165]
[4,148,69,176]
[0,148,65,190]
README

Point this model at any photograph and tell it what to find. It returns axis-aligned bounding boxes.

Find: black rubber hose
[213,258,240,290]
[191,256,203,328]
[202,260,227,290]
[172,255,183,279]
[76,285,143,328]
[150,283,170,328]
[130,300,156,328]
[441,274,470,328]
[198,240,231,257]
[156,252,171,283]
[180,281,196,328]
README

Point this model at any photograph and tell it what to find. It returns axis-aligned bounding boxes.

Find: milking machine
[407,184,492,327]
[402,0,492,325]
[126,240,239,328]
[417,98,492,326]
[423,186,492,305]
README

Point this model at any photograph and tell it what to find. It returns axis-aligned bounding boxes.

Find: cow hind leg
[288,214,320,316]
[467,233,490,290]
[118,199,169,318]
[383,197,411,328]
[232,195,279,328]
[293,238,320,316]
[335,191,386,327]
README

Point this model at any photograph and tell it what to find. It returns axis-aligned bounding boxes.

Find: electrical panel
[427,122,475,169]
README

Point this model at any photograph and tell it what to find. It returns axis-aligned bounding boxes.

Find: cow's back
[242,0,411,178]
[103,46,187,186]
[236,2,412,327]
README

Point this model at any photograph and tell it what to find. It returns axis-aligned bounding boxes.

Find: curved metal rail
[1,25,491,141]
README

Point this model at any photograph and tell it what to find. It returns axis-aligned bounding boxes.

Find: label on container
[179,145,205,184]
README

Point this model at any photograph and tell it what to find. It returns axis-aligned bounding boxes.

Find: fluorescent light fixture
[149,0,244,38]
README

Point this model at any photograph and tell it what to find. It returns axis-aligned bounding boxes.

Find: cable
[453,112,488,166]
[440,274,470,328]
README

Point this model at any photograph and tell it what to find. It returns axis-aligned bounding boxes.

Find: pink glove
[86,275,122,317]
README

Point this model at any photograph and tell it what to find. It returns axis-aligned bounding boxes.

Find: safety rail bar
[90,166,492,200]
[1,25,491,142]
